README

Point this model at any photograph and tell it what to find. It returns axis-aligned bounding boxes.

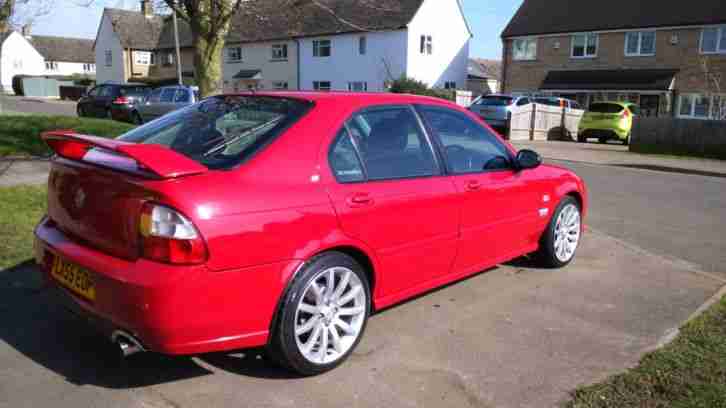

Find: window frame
[444,81,457,90]
[313,81,332,91]
[348,81,368,92]
[677,93,726,120]
[271,43,288,60]
[419,35,433,55]
[104,50,113,67]
[313,39,332,57]
[272,81,289,90]
[624,31,656,57]
[227,46,242,63]
[327,104,444,184]
[700,26,726,54]
[512,37,537,61]
[328,126,368,184]
[358,36,367,55]
[414,103,516,176]
[571,33,598,59]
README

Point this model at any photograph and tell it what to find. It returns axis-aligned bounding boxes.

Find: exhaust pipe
[111,330,145,358]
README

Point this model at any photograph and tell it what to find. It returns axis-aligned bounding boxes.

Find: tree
[0,0,51,33]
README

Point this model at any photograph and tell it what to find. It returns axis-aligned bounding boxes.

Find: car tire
[132,111,143,125]
[536,196,582,268]
[77,106,84,117]
[622,133,630,146]
[577,134,585,143]
[268,252,371,376]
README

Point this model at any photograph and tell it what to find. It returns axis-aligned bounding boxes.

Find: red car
[35,92,587,375]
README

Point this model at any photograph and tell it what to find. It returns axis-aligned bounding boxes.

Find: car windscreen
[588,103,623,113]
[117,95,313,170]
[475,96,513,107]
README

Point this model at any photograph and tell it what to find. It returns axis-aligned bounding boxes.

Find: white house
[0,31,45,93]
[30,35,96,77]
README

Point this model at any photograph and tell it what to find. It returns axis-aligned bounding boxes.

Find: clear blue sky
[23,0,523,60]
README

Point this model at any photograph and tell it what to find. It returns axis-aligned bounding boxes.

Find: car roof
[226,91,462,107]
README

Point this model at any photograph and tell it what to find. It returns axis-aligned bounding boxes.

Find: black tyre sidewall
[539,196,581,268]
[272,252,371,376]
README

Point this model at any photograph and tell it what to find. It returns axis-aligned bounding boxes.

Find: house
[500,0,726,119]
[95,0,471,93]
[0,30,45,93]
[30,34,95,76]
[467,58,501,96]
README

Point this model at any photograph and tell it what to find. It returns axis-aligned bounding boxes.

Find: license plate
[51,255,96,301]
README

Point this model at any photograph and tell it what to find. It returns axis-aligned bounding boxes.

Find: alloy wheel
[553,203,581,263]
[294,266,366,365]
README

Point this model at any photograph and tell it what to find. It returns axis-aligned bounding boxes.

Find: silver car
[131,85,200,124]
[468,94,532,129]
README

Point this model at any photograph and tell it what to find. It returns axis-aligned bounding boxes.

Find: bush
[0,115,135,157]
[388,77,454,101]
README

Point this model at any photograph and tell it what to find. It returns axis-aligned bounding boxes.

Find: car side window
[174,89,191,103]
[98,86,112,97]
[418,105,513,174]
[148,88,163,103]
[160,88,176,103]
[87,87,99,97]
[348,106,437,181]
[329,128,365,183]
[516,97,530,106]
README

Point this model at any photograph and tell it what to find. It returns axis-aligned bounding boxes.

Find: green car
[577,101,639,145]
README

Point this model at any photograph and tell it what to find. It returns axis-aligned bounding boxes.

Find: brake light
[113,96,130,105]
[45,138,91,160]
[622,109,630,119]
[139,203,208,264]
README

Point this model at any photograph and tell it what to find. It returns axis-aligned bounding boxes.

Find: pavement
[0,159,50,187]
[1,139,726,408]
[0,95,77,117]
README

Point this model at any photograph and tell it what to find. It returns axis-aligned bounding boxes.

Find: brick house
[500,0,726,120]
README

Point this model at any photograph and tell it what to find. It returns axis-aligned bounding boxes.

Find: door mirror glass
[516,149,542,170]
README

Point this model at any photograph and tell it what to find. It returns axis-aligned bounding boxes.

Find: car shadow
[0,261,297,388]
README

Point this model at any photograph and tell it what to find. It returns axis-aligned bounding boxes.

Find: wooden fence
[509,104,585,141]
[631,117,726,160]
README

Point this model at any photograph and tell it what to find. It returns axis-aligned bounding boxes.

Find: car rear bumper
[579,127,628,140]
[34,216,298,355]
[110,105,134,122]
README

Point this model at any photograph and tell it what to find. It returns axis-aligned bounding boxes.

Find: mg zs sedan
[35,92,587,375]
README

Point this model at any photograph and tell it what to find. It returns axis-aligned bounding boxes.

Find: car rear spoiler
[41,131,208,179]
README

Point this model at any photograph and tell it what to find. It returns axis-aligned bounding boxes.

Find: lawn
[0,185,47,270]
[567,295,726,407]
[0,115,134,157]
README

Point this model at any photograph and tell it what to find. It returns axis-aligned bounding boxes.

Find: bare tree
[0,0,52,33]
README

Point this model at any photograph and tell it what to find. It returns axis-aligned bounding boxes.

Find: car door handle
[346,193,374,207]
[465,180,481,191]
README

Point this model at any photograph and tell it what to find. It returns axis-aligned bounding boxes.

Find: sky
[20,0,523,60]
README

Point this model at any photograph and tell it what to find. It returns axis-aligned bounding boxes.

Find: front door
[325,105,460,298]
[416,104,542,274]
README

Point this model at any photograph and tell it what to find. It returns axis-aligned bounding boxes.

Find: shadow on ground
[0,261,300,388]
[613,164,726,178]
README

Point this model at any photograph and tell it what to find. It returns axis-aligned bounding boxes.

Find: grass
[0,115,134,157]
[566,296,726,408]
[0,185,47,270]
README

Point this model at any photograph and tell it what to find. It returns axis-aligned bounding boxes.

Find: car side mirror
[516,149,542,170]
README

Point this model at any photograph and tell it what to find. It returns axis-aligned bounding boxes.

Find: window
[149,53,156,66]
[134,51,152,65]
[418,105,512,174]
[227,46,242,62]
[105,50,112,67]
[174,88,191,103]
[163,52,174,66]
[359,36,367,55]
[346,106,437,180]
[98,86,113,97]
[420,35,433,55]
[87,87,100,97]
[444,81,457,90]
[271,44,288,60]
[272,81,289,90]
[329,128,365,183]
[348,81,367,92]
[160,88,177,103]
[313,81,331,91]
[512,38,537,60]
[676,94,726,119]
[83,63,95,72]
[625,31,656,56]
[516,97,531,106]
[45,61,58,71]
[572,33,598,58]
[700,26,726,54]
[313,40,331,57]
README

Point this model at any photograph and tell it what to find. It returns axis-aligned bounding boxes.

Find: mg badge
[74,188,86,209]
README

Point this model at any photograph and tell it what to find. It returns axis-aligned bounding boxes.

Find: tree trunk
[193,34,226,98]
[0,0,15,33]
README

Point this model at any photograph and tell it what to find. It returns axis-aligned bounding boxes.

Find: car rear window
[589,103,624,113]
[117,96,313,170]
[120,86,151,97]
[475,96,513,107]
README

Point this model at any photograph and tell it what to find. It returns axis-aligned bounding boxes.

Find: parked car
[77,83,152,120]
[127,85,200,125]
[578,101,639,145]
[36,92,587,375]
[468,94,532,130]
[533,97,583,110]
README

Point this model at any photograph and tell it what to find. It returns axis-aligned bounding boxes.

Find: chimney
[140,0,153,17]
[21,24,32,39]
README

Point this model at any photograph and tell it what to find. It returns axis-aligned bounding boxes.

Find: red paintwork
[35,92,588,355]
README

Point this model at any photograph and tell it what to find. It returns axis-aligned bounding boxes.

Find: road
[1,143,725,408]
[0,95,77,116]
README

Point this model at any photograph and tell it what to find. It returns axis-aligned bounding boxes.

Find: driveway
[0,95,77,117]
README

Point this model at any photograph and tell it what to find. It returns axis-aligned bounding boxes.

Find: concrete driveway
[0,95,77,117]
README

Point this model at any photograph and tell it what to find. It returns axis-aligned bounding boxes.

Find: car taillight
[622,109,630,119]
[113,96,130,104]
[139,203,208,265]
